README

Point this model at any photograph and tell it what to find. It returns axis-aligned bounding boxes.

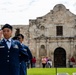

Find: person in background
[26,60,30,69]
[41,56,47,68]
[30,59,33,68]
[17,34,32,75]
[47,59,52,68]
[0,24,29,75]
[31,56,36,68]
[69,56,75,67]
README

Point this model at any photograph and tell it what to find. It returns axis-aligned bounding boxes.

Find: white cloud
[0,0,76,25]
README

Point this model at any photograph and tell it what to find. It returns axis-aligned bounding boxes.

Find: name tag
[0,46,5,48]
[24,49,27,51]
[13,45,19,49]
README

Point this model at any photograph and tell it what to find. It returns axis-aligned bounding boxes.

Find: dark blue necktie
[6,39,10,42]
[6,39,11,49]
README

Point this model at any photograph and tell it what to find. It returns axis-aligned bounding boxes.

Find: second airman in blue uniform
[17,34,32,75]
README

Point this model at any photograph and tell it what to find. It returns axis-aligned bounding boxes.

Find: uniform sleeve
[26,46,33,60]
[17,41,29,62]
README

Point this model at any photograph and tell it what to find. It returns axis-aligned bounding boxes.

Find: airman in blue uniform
[0,24,29,75]
[17,34,32,75]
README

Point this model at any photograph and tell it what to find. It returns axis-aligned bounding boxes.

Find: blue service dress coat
[20,44,32,75]
[0,39,29,75]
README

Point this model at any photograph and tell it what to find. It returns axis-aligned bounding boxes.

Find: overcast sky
[0,0,76,25]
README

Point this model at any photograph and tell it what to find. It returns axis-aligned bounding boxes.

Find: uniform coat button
[7,55,9,57]
[8,51,10,53]
[7,60,9,62]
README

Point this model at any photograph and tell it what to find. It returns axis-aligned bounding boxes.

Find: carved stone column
[46,39,50,57]
[36,39,40,59]
[36,39,40,67]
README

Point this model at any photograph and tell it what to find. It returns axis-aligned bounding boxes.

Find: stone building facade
[1,4,76,67]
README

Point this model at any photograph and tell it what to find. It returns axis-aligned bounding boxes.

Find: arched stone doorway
[54,47,66,67]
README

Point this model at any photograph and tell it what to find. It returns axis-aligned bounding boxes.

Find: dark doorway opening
[54,47,66,67]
